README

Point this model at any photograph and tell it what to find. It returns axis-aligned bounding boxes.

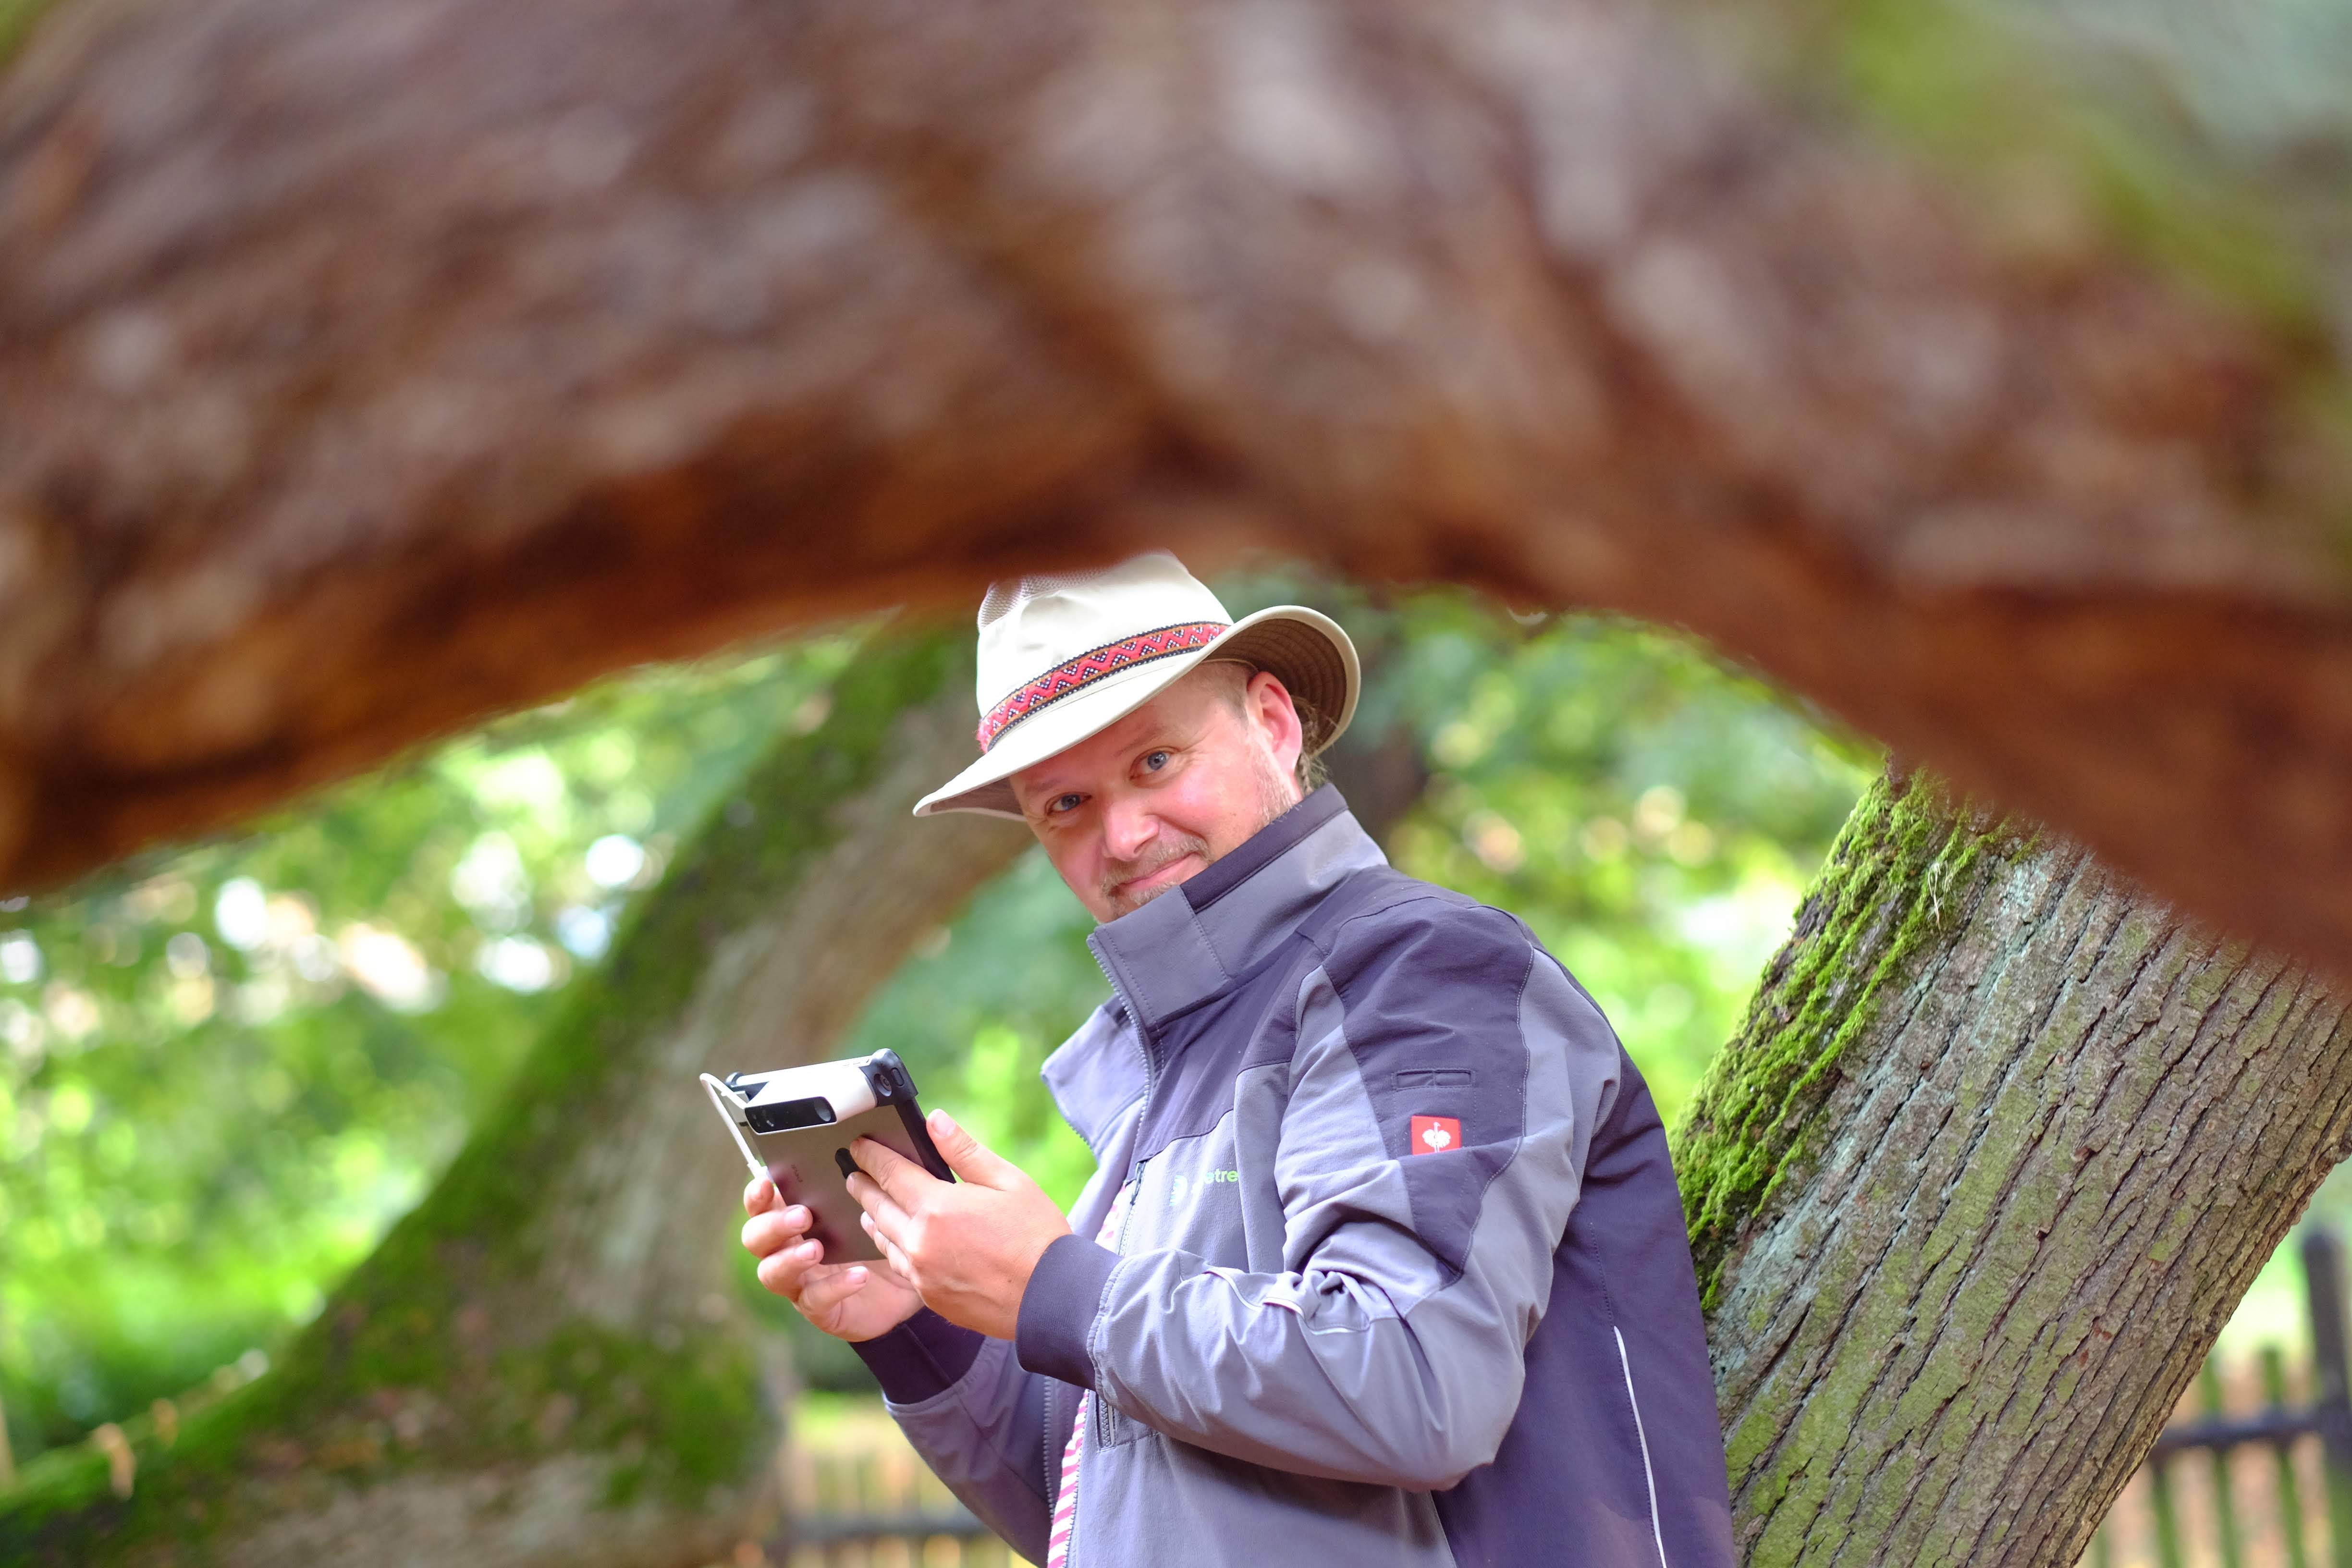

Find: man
[742,552,1736,1567]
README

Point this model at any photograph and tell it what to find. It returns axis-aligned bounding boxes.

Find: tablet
[702,1049,952,1265]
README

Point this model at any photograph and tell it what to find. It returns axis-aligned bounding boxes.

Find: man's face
[1010,665,1307,923]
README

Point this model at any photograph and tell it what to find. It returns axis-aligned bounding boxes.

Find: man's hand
[847,1110,1073,1340]
[741,1176,923,1342]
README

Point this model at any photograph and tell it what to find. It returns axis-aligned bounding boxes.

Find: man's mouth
[1110,850,1201,906]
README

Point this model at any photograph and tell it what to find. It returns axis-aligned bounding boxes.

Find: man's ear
[1245,670,1307,778]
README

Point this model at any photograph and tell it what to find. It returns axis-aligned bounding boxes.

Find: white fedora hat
[914,552,1360,819]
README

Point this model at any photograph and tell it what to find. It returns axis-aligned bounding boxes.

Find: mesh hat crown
[913,552,1360,819]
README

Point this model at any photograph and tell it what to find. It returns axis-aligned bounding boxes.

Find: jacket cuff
[1016,1233,1119,1388]
[851,1308,985,1404]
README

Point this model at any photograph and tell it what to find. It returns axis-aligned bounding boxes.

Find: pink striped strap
[1044,1188,1133,1568]
[1045,1394,1089,1568]
[977,622,1228,752]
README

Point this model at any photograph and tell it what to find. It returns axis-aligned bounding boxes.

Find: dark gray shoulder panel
[1313,895,1536,1281]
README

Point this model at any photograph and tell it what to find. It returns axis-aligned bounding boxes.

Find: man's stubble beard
[1098,745,1303,919]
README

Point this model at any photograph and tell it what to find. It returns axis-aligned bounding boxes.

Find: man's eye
[1142,751,1172,772]
[1051,794,1084,815]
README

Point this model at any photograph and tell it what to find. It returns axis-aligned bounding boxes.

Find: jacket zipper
[1095,1174,1139,1449]
[1043,1380,1062,1511]
[1085,942,1158,1453]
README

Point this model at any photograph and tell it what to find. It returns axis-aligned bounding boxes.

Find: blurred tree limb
[0,0,2347,968]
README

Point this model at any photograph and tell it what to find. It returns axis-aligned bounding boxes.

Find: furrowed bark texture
[1,0,2350,985]
[1679,772,2352,1567]
[0,631,1029,1568]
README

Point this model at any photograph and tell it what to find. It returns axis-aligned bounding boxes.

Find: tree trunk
[0,629,1029,1567]
[1681,769,2352,1566]
[0,0,2349,986]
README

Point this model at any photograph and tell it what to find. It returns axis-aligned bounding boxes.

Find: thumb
[930,1109,1020,1188]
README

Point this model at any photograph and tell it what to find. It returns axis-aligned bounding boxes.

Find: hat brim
[913,606,1361,819]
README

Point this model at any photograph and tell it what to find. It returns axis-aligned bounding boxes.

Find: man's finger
[756,1238,823,1298]
[860,1249,917,1292]
[846,1171,912,1241]
[874,1228,915,1281]
[744,1175,779,1216]
[795,1262,871,1314]
[858,1211,917,1283]
[742,1206,811,1256]
[927,1109,1021,1189]
[848,1136,935,1205]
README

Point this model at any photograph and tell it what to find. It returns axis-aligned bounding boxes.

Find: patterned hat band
[977,622,1230,752]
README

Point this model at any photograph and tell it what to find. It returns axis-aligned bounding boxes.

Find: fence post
[2204,1357,2246,1568]
[2152,1457,2187,1568]
[2301,1228,2352,1568]
[2266,1343,2316,1568]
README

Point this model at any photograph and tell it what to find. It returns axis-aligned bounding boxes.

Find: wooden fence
[2090,1229,2352,1568]
[771,1397,1019,1568]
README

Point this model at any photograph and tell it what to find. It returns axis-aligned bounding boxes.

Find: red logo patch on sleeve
[1409,1115,1462,1156]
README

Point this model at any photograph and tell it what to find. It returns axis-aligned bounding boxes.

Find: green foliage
[1780,0,2346,340]
[0,0,50,64]
[0,637,855,1467]
[1837,0,2321,328]
[2,626,963,1558]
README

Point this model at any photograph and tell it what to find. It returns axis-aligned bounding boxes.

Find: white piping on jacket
[1614,1325,1669,1568]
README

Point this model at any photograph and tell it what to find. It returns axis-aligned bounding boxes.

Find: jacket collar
[1085,785,1385,1033]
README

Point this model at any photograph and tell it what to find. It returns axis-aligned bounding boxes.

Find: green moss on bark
[0,0,51,63]
[1817,0,2326,337]
[1672,768,2023,1309]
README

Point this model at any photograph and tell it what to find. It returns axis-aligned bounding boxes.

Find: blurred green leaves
[0,633,857,1461]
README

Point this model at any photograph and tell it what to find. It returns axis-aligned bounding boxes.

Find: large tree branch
[2,0,2347,980]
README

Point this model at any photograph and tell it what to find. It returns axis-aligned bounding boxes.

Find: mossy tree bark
[0,629,1029,1567]
[1682,770,2352,1566]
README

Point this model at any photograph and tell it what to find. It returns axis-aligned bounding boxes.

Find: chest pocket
[1133,1129,1251,1263]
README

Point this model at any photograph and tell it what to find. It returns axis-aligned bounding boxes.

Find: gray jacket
[855,788,1735,1567]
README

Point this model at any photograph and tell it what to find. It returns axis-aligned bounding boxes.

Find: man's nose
[1101,793,1159,861]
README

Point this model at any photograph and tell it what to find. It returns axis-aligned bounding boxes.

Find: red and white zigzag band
[977,622,1229,752]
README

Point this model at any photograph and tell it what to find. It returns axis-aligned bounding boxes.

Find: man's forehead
[1013,683,1218,794]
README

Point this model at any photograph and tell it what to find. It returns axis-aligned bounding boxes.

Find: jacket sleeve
[1012,901,1620,1491]
[853,1311,1055,1559]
